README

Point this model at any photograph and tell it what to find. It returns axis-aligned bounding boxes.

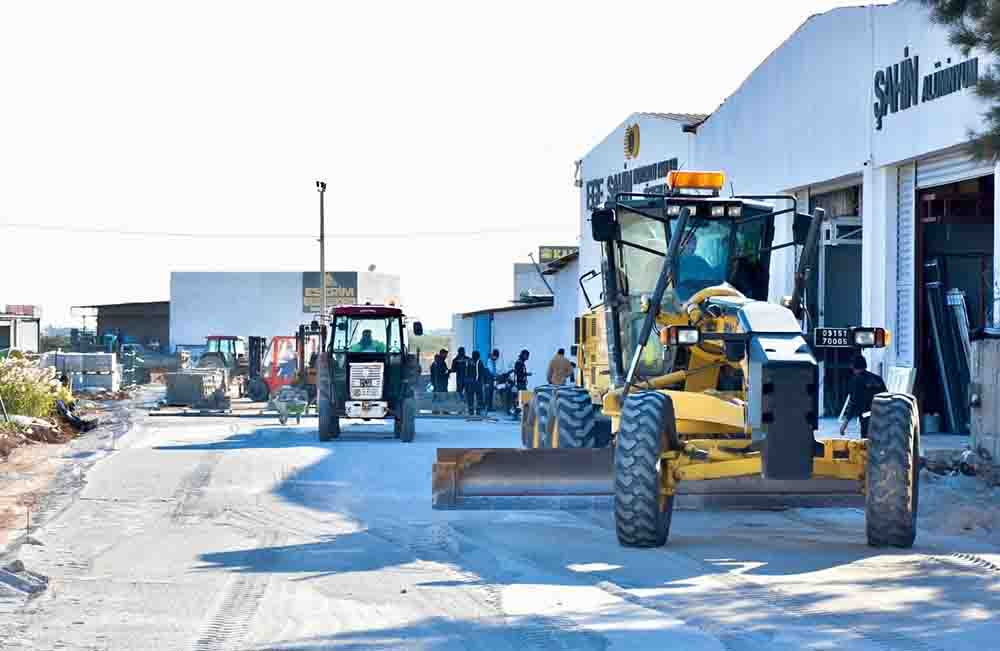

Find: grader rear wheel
[520,385,557,449]
[553,387,597,448]
[865,393,919,548]
[615,391,677,548]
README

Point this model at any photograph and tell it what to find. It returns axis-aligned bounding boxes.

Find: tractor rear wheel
[553,386,597,448]
[865,393,920,548]
[615,391,677,548]
[399,398,416,443]
[520,386,556,449]
[317,359,339,442]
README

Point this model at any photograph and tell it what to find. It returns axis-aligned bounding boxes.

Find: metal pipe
[316,181,327,323]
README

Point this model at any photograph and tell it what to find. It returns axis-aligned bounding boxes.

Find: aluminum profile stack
[40,352,120,393]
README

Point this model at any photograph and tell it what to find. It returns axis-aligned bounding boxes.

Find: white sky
[0,0,878,330]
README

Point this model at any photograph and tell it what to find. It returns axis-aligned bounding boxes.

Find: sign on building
[302,272,358,313]
[539,246,579,263]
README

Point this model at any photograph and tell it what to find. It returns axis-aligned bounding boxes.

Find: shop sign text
[874,47,979,130]
[585,157,679,210]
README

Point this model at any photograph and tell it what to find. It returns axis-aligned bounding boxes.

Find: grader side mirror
[413,321,424,337]
[591,208,619,242]
[793,211,814,245]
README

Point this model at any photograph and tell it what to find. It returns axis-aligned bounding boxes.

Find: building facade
[170,271,401,350]
[575,1,995,422]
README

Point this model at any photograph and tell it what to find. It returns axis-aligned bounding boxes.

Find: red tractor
[318,304,422,442]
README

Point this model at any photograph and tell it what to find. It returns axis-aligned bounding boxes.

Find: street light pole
[316,180,327,323]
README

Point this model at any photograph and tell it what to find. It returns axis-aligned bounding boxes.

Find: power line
[0,221,574,240]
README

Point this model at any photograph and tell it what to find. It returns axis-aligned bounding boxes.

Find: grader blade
[433,448,613,510]
[432,448,863,510]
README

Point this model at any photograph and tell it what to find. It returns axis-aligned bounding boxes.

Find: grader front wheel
[865,393,920,548]
[615,391,677,548]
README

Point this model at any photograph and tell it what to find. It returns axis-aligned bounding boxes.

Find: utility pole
[316,180,327,323]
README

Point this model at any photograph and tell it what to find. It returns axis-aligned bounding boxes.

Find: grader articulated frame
[433,170,920,549]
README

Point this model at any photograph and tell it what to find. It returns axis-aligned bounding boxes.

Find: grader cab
[433,170,919,549]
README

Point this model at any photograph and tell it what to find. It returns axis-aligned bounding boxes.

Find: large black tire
[399,399,416,443]
[318,358,339,442]
[553,386,597,448]
[615,391,677,548]
[521,386,557,449]
[247,378,270,403]
[866,393,920,548]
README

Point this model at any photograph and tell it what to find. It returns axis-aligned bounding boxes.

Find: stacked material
[39,352,120,392]
[165,369,225,407]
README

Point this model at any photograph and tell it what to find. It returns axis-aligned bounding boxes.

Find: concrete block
[166,370,224,405]
[71,372,120,393]
[82,353,116,373]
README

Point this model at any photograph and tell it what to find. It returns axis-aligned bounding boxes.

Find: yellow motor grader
[433,170,919,549]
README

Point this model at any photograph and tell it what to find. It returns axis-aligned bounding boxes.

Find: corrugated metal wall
[896,162,916,367]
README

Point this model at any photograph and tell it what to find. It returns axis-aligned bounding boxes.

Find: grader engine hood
[738,301,818,480]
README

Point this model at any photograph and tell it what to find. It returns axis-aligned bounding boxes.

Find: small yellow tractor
[434,170,918,549]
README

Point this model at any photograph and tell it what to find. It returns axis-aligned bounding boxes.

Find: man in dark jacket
[430,351,450,414]
[465,350,487,416]
[450,347,469,399]
[840,355,887,438]
[514,349,530,391]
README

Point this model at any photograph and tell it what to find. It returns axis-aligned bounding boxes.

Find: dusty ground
[0,407,998,650]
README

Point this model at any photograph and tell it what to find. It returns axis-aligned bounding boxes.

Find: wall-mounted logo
[874,47,979,131]
[623,124,640,159]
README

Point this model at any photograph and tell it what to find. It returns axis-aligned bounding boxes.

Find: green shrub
[0,357,60,419]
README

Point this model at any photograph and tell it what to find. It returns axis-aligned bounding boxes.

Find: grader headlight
[853,327,889,348]
[664,325,701,346]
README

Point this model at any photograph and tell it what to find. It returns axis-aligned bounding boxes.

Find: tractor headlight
[666,204,681,216]
[727,205,742,217]
[711,205,726,217]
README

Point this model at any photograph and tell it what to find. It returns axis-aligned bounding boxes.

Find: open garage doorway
[916,174,994,434]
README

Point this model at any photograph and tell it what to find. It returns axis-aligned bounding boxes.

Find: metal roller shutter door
[896,163,916,367]
[917,148,994,189]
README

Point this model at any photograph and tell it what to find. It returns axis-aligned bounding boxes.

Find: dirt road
[2,413,999,650]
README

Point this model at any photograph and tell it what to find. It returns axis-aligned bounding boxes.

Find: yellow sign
[624,123,640,159]
[302,272,358,313]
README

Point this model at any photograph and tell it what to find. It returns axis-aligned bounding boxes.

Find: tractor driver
[351,328,386,353]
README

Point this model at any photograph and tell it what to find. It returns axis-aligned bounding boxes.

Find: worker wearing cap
[840,355,887,438]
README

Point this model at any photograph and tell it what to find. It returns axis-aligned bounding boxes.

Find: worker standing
[451,347,469,400]
[430,351,450,415]
[466,350,487,416]
[483,349,499,414]
[839,355,887,438]
[514,349,530,391]
[546,348,574,385]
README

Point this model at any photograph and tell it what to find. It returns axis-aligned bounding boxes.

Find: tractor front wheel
[614,391,677,548]
[865,393,920,548]
[398,398,416,443]
[317,359,339,442]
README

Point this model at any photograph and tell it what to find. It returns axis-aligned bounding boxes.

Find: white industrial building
[452,252,579,389]
[455,0,993,428]
[574,0,996,426]
[170,271,401,350]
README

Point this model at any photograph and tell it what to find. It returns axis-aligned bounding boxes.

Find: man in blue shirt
[483,349,499,414]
